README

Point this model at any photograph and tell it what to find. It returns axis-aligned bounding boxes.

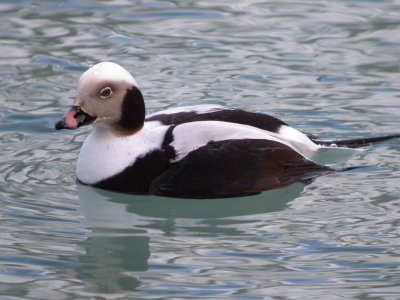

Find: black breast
[93,126,176,194]
[93,150,171,194]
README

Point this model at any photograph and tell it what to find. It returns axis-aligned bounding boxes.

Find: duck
[55,62,399,199]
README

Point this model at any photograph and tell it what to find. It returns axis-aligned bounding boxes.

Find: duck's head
[55,62,145,135]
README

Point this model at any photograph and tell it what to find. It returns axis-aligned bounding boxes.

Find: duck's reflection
[74,182,305,294]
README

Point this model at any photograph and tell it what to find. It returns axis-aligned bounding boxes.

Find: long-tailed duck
[55,62,399,198]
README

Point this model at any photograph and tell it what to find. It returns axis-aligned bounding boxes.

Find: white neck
[76,121,168,184]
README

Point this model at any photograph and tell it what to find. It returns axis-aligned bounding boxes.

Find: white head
[55,62,146,135]
[77,61,138,99]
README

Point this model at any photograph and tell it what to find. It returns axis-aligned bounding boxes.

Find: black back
[147,109,287,133]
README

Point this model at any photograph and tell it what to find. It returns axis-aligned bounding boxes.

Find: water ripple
[0,0,399,299]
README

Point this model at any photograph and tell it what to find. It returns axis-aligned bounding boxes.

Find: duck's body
[55,62,398,198]
[75,103,327,198]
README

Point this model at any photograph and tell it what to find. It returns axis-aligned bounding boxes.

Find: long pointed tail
[311,134,400,148]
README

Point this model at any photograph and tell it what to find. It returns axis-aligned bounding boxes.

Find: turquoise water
[1,0,400,299]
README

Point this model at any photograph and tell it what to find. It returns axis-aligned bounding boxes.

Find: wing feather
[150,139,333,199]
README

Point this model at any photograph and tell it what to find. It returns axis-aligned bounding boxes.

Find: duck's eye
[100,87,113,98]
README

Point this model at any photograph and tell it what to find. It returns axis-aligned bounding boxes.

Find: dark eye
[100,87,113,98]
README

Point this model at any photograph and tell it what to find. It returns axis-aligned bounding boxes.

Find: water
[1,0,400,299]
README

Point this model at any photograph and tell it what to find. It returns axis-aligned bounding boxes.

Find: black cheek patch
[116,86,146,133]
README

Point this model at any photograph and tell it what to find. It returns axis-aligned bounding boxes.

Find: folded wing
[150,139,334,198]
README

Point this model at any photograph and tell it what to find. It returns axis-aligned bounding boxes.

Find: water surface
[0,0,400,299]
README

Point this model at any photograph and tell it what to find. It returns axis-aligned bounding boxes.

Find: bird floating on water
[55,62,399,198]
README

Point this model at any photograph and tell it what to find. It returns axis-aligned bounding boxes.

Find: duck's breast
[76,121,169,185]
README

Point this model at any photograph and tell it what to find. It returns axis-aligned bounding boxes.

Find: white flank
[76,121,168,184]
[146,104,227,119]
[170,121,320,162]
[274,125,320,158]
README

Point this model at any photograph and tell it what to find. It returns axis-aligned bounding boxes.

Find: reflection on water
[75,183,303,293]
[78,182,304,220]
[77,232,148,293]
[1,0,400,299]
